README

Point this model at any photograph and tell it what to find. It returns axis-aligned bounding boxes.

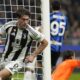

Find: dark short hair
[16,8,31,18]
[51,0,61,10]
[62,50,75,61]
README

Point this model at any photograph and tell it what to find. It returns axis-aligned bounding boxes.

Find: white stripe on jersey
[3,27,13,54]
[1,26,13,61]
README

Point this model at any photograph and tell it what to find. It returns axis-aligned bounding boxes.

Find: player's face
[17,15,30,29]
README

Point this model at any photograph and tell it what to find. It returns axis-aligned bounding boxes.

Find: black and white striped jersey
[0,20,44,61]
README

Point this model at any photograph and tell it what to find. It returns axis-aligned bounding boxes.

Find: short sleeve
[0,20,17,34]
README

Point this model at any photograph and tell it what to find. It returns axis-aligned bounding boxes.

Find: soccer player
[52,50,80,80]
[0,8,48,80]
[50,0,67,68]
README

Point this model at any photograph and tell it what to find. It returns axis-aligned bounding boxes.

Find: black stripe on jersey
[12,49,22,60]
[11,29,29,60]
[20,29,28,48]
[4,27,12,46]
[4,26,18,59]
[4,26,13,47]
[25,38,33,56]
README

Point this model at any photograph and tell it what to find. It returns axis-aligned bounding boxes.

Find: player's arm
[32,38,48,57]
[76,60,80,67]
[69,59,80,67]
[33,26,47,56]
[25,38,48,62]
[25,25,48,62]
[35,26,43,33]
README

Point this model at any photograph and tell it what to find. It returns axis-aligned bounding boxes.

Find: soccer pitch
[12,73,24,80]
[12,72,80,80]
[69,72,80,80]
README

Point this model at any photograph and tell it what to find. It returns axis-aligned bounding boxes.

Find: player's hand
[25,55,35,63]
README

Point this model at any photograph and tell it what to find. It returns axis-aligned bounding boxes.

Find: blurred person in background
[0,8,48,80]
[50,0,68,69]
[52,50,80,80]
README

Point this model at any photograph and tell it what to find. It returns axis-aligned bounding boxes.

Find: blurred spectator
[72,26,80,38]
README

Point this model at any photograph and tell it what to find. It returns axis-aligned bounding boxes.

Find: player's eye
[21,18,30,21]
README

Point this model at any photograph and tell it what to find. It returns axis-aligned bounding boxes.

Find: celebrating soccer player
[0,8,48,80]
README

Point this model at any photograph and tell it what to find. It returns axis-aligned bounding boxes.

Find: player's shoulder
[27,24,44,37]
[64,59,76,64]
[4,20,17,27]
[51,11,67,19]
[59,12,67,21]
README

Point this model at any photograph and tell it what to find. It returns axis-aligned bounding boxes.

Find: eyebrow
[21,18,30,20]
